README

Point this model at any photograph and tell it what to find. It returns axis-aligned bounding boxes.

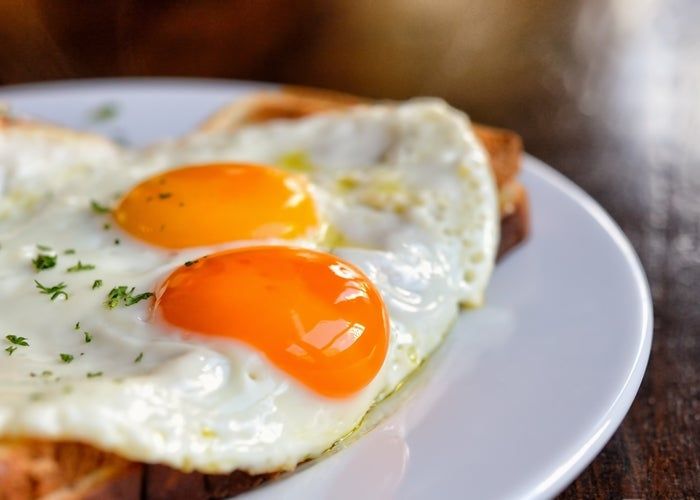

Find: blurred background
[0,0,697,497]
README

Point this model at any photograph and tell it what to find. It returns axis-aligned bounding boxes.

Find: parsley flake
[6,335,29,346]
[36,244,52,252]
[92,279,103,290]
[59,353,74,363]
[67,261,95,273]
[64,249,76,255]
[35,280,68,301]
[33,253,57,271]
[83,331,92,343]
[86,371,103,378]
[5,346,17,356]
[90,200,110,214]
[74,322,80,330]
[90,103,118,123]
[134,352,144,363]
[105,286,153,308]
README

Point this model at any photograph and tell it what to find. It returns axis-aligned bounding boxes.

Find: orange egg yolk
[154,246,390,398]
[114,163,318,249]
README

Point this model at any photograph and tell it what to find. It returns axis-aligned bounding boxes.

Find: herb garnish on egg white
[83,331,92,343]
[5,335,29,356]
[59,353,74,363]
[90,200,111,214]
[134,352,144,363]
[105,286,153,308]
[66,261,95,273]
[32,253,57,271]
[92,279,103,289]
[34,280,69,301]
[6,335,29,346]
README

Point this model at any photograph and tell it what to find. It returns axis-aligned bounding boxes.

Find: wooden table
[0,1,697,497]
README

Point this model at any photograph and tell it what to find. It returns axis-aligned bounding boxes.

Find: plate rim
[518,156,653,498]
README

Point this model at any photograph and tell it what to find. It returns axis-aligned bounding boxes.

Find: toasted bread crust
[0,88,528,499]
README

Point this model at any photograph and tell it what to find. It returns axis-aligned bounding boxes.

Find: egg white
[0,100,498,473]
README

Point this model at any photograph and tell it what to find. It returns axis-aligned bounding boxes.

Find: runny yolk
[114,163,318,249]
[154,246,390,398]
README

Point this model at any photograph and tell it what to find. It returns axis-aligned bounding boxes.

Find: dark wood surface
[0,1,698,497]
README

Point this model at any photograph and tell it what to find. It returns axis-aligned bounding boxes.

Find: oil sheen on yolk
[154,247,390,398]
[114,163,318,249]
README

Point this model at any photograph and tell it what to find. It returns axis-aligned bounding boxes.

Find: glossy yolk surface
[154,247,390,398]
[114,163,318,249]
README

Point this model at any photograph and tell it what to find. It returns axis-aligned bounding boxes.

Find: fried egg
[0,99,498,473]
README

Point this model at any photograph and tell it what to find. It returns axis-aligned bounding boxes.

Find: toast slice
[0,89,528,499]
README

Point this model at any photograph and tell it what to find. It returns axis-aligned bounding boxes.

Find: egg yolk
[114,163,318,249]
[154,246,390,398]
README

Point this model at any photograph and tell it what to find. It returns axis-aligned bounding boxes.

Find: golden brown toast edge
[0,88,529,500]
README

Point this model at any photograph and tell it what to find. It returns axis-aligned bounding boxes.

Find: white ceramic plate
[0,79,652,499]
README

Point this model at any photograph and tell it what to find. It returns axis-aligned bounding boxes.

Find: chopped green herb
[33,253,57,271]
[67,261,95,273]
[158,192,172,199]
[114,239,120,245]
[36,244,52,252]
[105,286,153,308]
[5,346,17,356]
[92,279,103,290]
[74,322,80,330]
[41,370,52,377]
[59,353,74,363]
[64,249,76,255]
[90,200,110,214]
[6,335,29,346]
[90,103,118,123]
[35,280,68,301]
[134,352,144,363]
[83,331,92,343]
[86,371,103,378]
